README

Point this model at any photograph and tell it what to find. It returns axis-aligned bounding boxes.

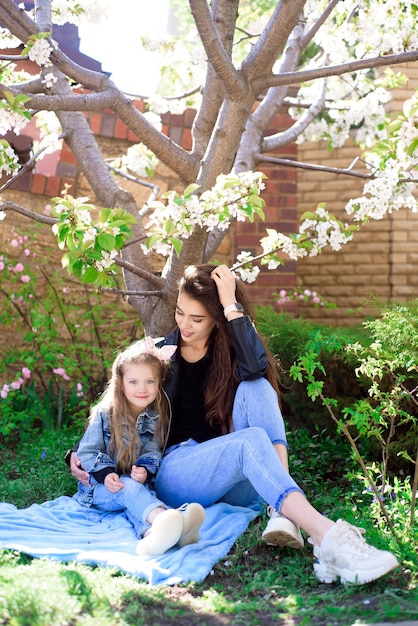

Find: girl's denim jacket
[75,406,161,507]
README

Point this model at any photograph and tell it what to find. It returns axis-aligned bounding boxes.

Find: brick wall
[296,63,418,326]
[1,103,299,314]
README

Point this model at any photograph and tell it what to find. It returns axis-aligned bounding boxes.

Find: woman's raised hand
[211,265,237,309]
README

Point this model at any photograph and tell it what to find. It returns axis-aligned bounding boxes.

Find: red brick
[182,128,192,151]
[127,130,139,142]
[114,119,128,140]
[170,114,184,126]
[132,99,145,112]
[45,175,61,197]
[31,173,46,195]
[184,109,197,127]
[88,112,102,134]
[60,146,78,165]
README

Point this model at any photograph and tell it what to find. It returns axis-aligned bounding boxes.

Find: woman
[70,264,398,585]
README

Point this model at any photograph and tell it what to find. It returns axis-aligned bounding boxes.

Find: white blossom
[96,249,117,272]
[82,228,96,245]
[28,38,53,67]
[0,109,30,135]
[51,0,108,25]
[41,72,58,88]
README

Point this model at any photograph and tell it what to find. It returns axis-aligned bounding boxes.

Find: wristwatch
[223,302,244,317]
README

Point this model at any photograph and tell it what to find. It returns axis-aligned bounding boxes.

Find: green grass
[0,427,417,626]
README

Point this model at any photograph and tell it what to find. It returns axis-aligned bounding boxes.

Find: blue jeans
[155,378,304,511]
[91,476,166,538]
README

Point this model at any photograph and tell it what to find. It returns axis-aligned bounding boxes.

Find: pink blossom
[21,275,30,283]
[76,382,84,397]
[1,389,8,399]
[44,204,52,216]
[10,239,19,248]
[14,263,24,272]
[22,367,31,379]
[53,367,70,381]
[278,289,287,298]
[11,380,21,390]
[0,261,4,271]
[24,249,30,256]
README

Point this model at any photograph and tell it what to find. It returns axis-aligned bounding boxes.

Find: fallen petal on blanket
[136,509,183,556]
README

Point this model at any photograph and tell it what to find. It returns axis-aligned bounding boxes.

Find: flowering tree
[1,0,418,335]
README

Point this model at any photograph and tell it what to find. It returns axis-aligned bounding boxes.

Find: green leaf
[97,232,116,251]
[183,183,200,197]
[170,237,183,256]
[82,266,99,284]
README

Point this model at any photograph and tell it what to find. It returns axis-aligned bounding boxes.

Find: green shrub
[0,225,142,443]
[256,306,370,430]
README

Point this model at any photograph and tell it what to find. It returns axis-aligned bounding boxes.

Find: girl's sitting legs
[93,477,205,555]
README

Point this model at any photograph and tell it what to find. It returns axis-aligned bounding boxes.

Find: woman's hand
[130,465,147,484]
[104,473,124,493]
[70,451,90,486]
[211,265,237,309]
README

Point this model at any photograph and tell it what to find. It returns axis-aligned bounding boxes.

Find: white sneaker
[312,519,399,585]
[177,503,206,548]
[261,506,304,549]
[136,509,183,556]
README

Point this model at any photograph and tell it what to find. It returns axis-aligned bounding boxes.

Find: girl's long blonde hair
[89,342,172,474]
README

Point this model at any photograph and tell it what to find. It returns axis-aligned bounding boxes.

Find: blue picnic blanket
[0,496,260,585]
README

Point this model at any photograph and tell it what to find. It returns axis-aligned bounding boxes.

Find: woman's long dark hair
[178,264,281,433]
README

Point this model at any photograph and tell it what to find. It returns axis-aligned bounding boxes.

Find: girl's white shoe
[136,509,183,556]
[177,503,206,548]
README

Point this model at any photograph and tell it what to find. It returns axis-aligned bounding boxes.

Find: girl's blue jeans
[92,476,166,538]
[155,378,304,512]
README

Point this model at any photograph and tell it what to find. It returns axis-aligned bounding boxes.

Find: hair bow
[139,336,177,361]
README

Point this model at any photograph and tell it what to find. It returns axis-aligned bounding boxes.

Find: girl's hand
[131,465,147,484]
[70,452,90,486]
[211,265,237,309]
[104,472,124,493]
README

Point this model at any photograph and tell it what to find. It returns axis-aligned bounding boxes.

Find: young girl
[74,337,205,556]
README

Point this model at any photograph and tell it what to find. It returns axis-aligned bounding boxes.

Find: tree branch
[34,0,52,31]
[99,287,163,298]
[243,0,306,79]
[114,258,164,289]
[254,49,418,91]
[255,154,418,183]
[0,201,57,224]
[262,78,327,152]
[300,0,340,49]
[188,0,244,99]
